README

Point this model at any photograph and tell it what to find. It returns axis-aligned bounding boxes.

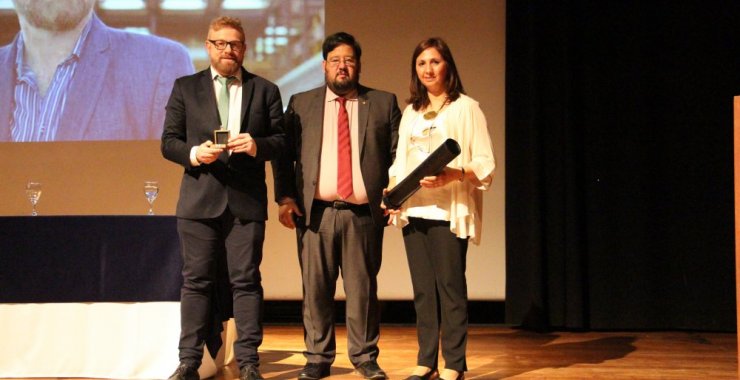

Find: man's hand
[278,199,303,229]
[228,133,257,156]
[196,140,226,164]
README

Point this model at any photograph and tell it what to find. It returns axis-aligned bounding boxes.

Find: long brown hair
[407,37,465,111]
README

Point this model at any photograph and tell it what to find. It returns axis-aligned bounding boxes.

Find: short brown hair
[208,16,245,41]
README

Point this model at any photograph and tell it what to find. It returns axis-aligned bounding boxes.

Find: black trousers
[296,201,383,366]
[176,209,265,368]
[403,217,468,372]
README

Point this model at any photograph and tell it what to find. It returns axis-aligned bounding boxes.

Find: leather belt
[313,199,369,212]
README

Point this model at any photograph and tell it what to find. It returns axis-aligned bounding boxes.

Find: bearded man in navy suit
[161,16,284,380]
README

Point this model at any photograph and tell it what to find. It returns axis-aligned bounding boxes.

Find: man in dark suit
[0,0,193,141]
[273,32,401,380]
[161,16,284,380]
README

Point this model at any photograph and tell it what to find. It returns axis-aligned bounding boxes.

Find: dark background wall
[505,0,739,331]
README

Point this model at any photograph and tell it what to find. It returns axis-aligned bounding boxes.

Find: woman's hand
[381,188,401,224]
[419,167,463,188]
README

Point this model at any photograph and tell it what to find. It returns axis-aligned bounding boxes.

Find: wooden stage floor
[11,325,738,379]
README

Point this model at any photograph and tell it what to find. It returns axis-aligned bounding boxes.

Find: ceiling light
[222,0,269,10]
[161,0,207,11]
[99,0,146,10]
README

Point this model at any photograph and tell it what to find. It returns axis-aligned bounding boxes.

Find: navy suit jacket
[273,85,401,228]
[161,67,285,221]
[0,14,193,141]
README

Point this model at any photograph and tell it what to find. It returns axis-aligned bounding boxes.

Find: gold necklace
[423,97,449,120]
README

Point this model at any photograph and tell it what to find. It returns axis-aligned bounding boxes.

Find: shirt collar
[325,87,358,103]
[210,66,242,82]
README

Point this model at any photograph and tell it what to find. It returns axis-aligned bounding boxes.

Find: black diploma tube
[383,138,461,209]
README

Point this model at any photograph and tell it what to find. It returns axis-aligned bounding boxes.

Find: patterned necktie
[216,75,234,129]
[336,97,353,199]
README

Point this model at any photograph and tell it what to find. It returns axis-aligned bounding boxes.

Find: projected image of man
[0,0,194,142]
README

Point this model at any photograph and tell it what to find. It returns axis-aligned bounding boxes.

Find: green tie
[216,75,234,129]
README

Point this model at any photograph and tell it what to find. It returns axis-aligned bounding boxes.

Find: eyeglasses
[327,57,357,67]
[208,39,245,52]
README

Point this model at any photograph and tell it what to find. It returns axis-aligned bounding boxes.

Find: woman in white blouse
[385,37,495,380]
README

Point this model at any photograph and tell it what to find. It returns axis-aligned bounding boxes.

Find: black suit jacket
[162,67,285,220]
[273,85,401,228]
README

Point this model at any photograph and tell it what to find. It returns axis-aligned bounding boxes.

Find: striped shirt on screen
[11,19,92,142]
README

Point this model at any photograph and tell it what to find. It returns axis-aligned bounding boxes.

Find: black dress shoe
[298,362,331,380]
[167,363,199,380]
[355,361,387,379]
[239,364,264,380]
[405,369,438,380]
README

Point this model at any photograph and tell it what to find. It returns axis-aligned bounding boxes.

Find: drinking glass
[143,181,159,215]
[26,181,42,216]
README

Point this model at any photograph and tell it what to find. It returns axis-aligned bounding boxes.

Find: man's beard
[14,0,94,32]
[326,74,358,96]
[213,57,242,76]
[211,54,242,75]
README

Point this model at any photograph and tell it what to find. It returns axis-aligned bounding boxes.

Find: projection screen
[0,0,505,300]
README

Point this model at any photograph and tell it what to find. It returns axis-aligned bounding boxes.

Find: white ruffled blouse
[388,94,496,245]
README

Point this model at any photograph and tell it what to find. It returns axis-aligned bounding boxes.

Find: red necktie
[337,97,353,199]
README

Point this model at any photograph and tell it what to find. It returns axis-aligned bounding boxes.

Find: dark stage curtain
[505,1,739,331]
